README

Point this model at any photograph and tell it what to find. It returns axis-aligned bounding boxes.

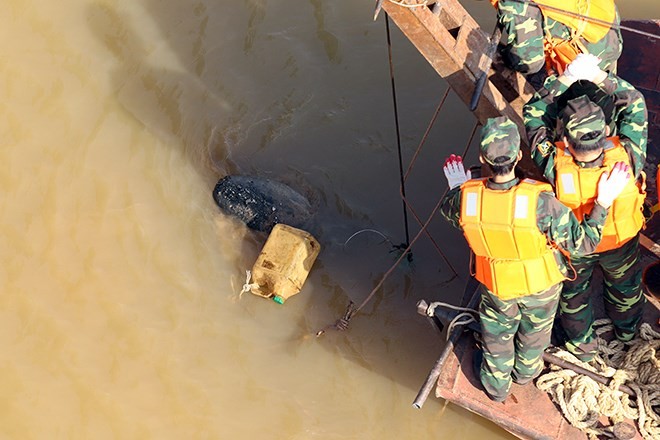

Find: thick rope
[536,321,660,440]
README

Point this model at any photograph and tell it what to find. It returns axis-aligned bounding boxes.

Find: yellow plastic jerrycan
[250,224,321,304]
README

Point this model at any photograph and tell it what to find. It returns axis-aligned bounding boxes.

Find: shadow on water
[84,0,508,420]
[85,2,241,184]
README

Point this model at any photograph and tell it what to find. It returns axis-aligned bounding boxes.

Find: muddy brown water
[0,0,657,438]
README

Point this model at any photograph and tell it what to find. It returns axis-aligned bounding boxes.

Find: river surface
[1,1,657,439]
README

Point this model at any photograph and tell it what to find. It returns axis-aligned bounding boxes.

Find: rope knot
[239,270,260,296]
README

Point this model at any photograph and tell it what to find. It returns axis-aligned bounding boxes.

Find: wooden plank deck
[436,333,585,440]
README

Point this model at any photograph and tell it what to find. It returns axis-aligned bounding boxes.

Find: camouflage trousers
[479,283,561,400]
[559,234,646,361]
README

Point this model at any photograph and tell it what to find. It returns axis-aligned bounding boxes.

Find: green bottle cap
[273,295,285,305]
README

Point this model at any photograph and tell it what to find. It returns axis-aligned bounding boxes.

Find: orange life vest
[535,0,616,43]
[554,138,646,252]
[489,0,615,42]
[489,0,616,74]
[459,178,566,300]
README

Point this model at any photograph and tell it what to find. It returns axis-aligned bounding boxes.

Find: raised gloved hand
[563,53,603,83]
[443,154,471,189]
[596,161,631,209]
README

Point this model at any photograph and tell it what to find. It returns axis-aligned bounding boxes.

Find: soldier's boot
[473,350,507,403]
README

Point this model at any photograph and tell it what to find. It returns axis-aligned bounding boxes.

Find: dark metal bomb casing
[213,175,313,232]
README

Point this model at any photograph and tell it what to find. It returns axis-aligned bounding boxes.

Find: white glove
[443,154,471,189]
[563,53,603,83]
[596,161,631,209]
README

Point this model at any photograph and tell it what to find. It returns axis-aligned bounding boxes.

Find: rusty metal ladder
[381,0,535,145]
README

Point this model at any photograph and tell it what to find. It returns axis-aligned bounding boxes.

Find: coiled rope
[536,319,660,440]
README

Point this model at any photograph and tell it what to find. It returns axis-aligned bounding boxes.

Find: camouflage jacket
[524,73,648,183]
[441,178,608,267]
[496,0,622,74]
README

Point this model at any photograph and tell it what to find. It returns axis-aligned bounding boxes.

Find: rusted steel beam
[412,282,481,409]
[413,298,471,409]
[412,310,463,409]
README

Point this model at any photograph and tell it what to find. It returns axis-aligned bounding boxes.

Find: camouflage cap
[480,116,520,165]
[561,95,607,150]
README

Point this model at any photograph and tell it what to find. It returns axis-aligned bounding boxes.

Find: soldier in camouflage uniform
[440,116,629,401]
[524,63,648,177]
[523,60,648,361]
[494,0,622,80]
